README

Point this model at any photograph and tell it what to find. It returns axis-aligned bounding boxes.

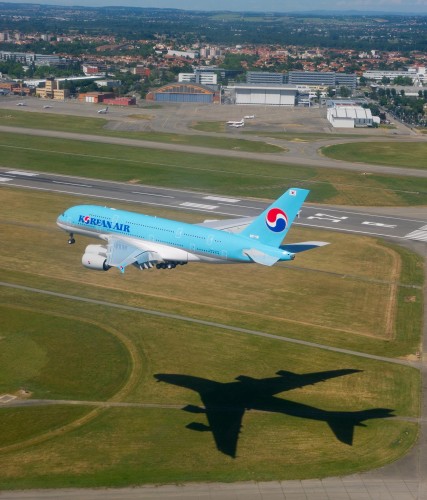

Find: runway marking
[307,213,348,223]
[180,202,218,210]
[52,180,93,187]
[0,177,12,182]
[0,394,16,403]
[362,221,397,228]
[204,196,240,203]
[132,191,174,198]
[405,225,427,242]
[6,170,38,176]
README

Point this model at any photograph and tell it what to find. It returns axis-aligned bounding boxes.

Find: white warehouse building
[232,84,298,106]
[327,105,373,128]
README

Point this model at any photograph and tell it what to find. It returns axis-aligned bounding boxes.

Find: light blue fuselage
[57,204,294,264]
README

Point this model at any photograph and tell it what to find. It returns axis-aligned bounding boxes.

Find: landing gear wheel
[68,234,75,244]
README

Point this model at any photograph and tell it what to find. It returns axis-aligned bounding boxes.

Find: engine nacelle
[82,245,110,271]
[84,244,107,257]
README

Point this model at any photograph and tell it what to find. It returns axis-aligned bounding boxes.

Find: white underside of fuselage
[57,221,237,264]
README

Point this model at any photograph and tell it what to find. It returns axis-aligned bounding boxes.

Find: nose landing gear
[68,233,75,245]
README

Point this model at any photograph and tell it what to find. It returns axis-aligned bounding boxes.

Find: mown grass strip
[0,110,283,153]
[0,132,426,205]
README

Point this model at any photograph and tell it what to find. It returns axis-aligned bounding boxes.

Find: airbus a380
[57,187,328,274]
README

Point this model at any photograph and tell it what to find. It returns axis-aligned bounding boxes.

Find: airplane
[228,122,244,128]
[98,106,109,114]
[226,118,244,126]
[16,102,26,106]
[155,370,394,457]
[56,187,328,274]
[43,105,52,109]
[244,114,255,119]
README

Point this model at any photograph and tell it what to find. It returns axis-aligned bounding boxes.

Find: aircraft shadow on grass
[154,369,395,458]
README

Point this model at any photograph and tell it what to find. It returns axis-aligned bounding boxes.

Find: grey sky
[5,0,427,14]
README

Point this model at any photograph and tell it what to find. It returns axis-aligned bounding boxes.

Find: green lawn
[0,131,426,206]
[321,142,427,169]
[0,179,423,488]
[0,109,283,154]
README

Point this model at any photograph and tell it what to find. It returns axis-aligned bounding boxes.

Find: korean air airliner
[56,187,328,273]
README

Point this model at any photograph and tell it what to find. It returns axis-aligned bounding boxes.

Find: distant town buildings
[178,70,218,86]
[363,67,426,86]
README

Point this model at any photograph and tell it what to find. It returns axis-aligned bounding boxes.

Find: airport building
[146,83,219,103]
[178,71,218,86]
[78,91,115,103]
[289,71,357,90]
[35,77,70,100]
[246,71,286,85]
[327,104,373,128]
[232,83,298,106]
[363,67,426,85]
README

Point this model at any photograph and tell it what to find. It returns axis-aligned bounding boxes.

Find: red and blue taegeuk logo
[83,215,90,224]
[265,208,288,232]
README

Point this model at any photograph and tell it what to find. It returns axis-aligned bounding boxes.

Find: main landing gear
[68,233,75,245]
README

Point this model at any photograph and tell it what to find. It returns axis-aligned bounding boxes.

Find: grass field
[321,142,427,170]
[0,109,283,154]
[0,131,426,206]
[191,121,370,141]
[0,186,423,488]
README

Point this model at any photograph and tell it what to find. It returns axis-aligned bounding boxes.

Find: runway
[1,167,426,243]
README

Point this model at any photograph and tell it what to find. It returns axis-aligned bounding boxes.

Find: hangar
[232,84,298,106]
[146,83,220,103]
[327,105,373,128]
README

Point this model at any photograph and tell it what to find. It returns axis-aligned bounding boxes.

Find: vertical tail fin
[239,188,309,247]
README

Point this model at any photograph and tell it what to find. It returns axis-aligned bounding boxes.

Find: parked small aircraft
[16,102,26,106]
[244,114,255,119]
[98,106,109,114]
[226,118,244,126]
[57,187,328,274]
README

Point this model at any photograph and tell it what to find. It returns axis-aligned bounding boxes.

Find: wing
[202,403,244,458]
[106,236,160,273]
[197,217,255,233]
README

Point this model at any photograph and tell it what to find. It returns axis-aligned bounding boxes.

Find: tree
[339,86,351,98]
[393,76,413,86]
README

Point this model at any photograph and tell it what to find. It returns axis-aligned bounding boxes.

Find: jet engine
[82,244,111,271]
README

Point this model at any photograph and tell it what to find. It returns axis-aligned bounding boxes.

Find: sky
[5,0,427,14]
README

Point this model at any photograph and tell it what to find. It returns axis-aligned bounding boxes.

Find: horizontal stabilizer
[183,404,206,414]
[280,241,329,253]
[327,419,355,446]
[186,422,210,432]
[244,248,280,266]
